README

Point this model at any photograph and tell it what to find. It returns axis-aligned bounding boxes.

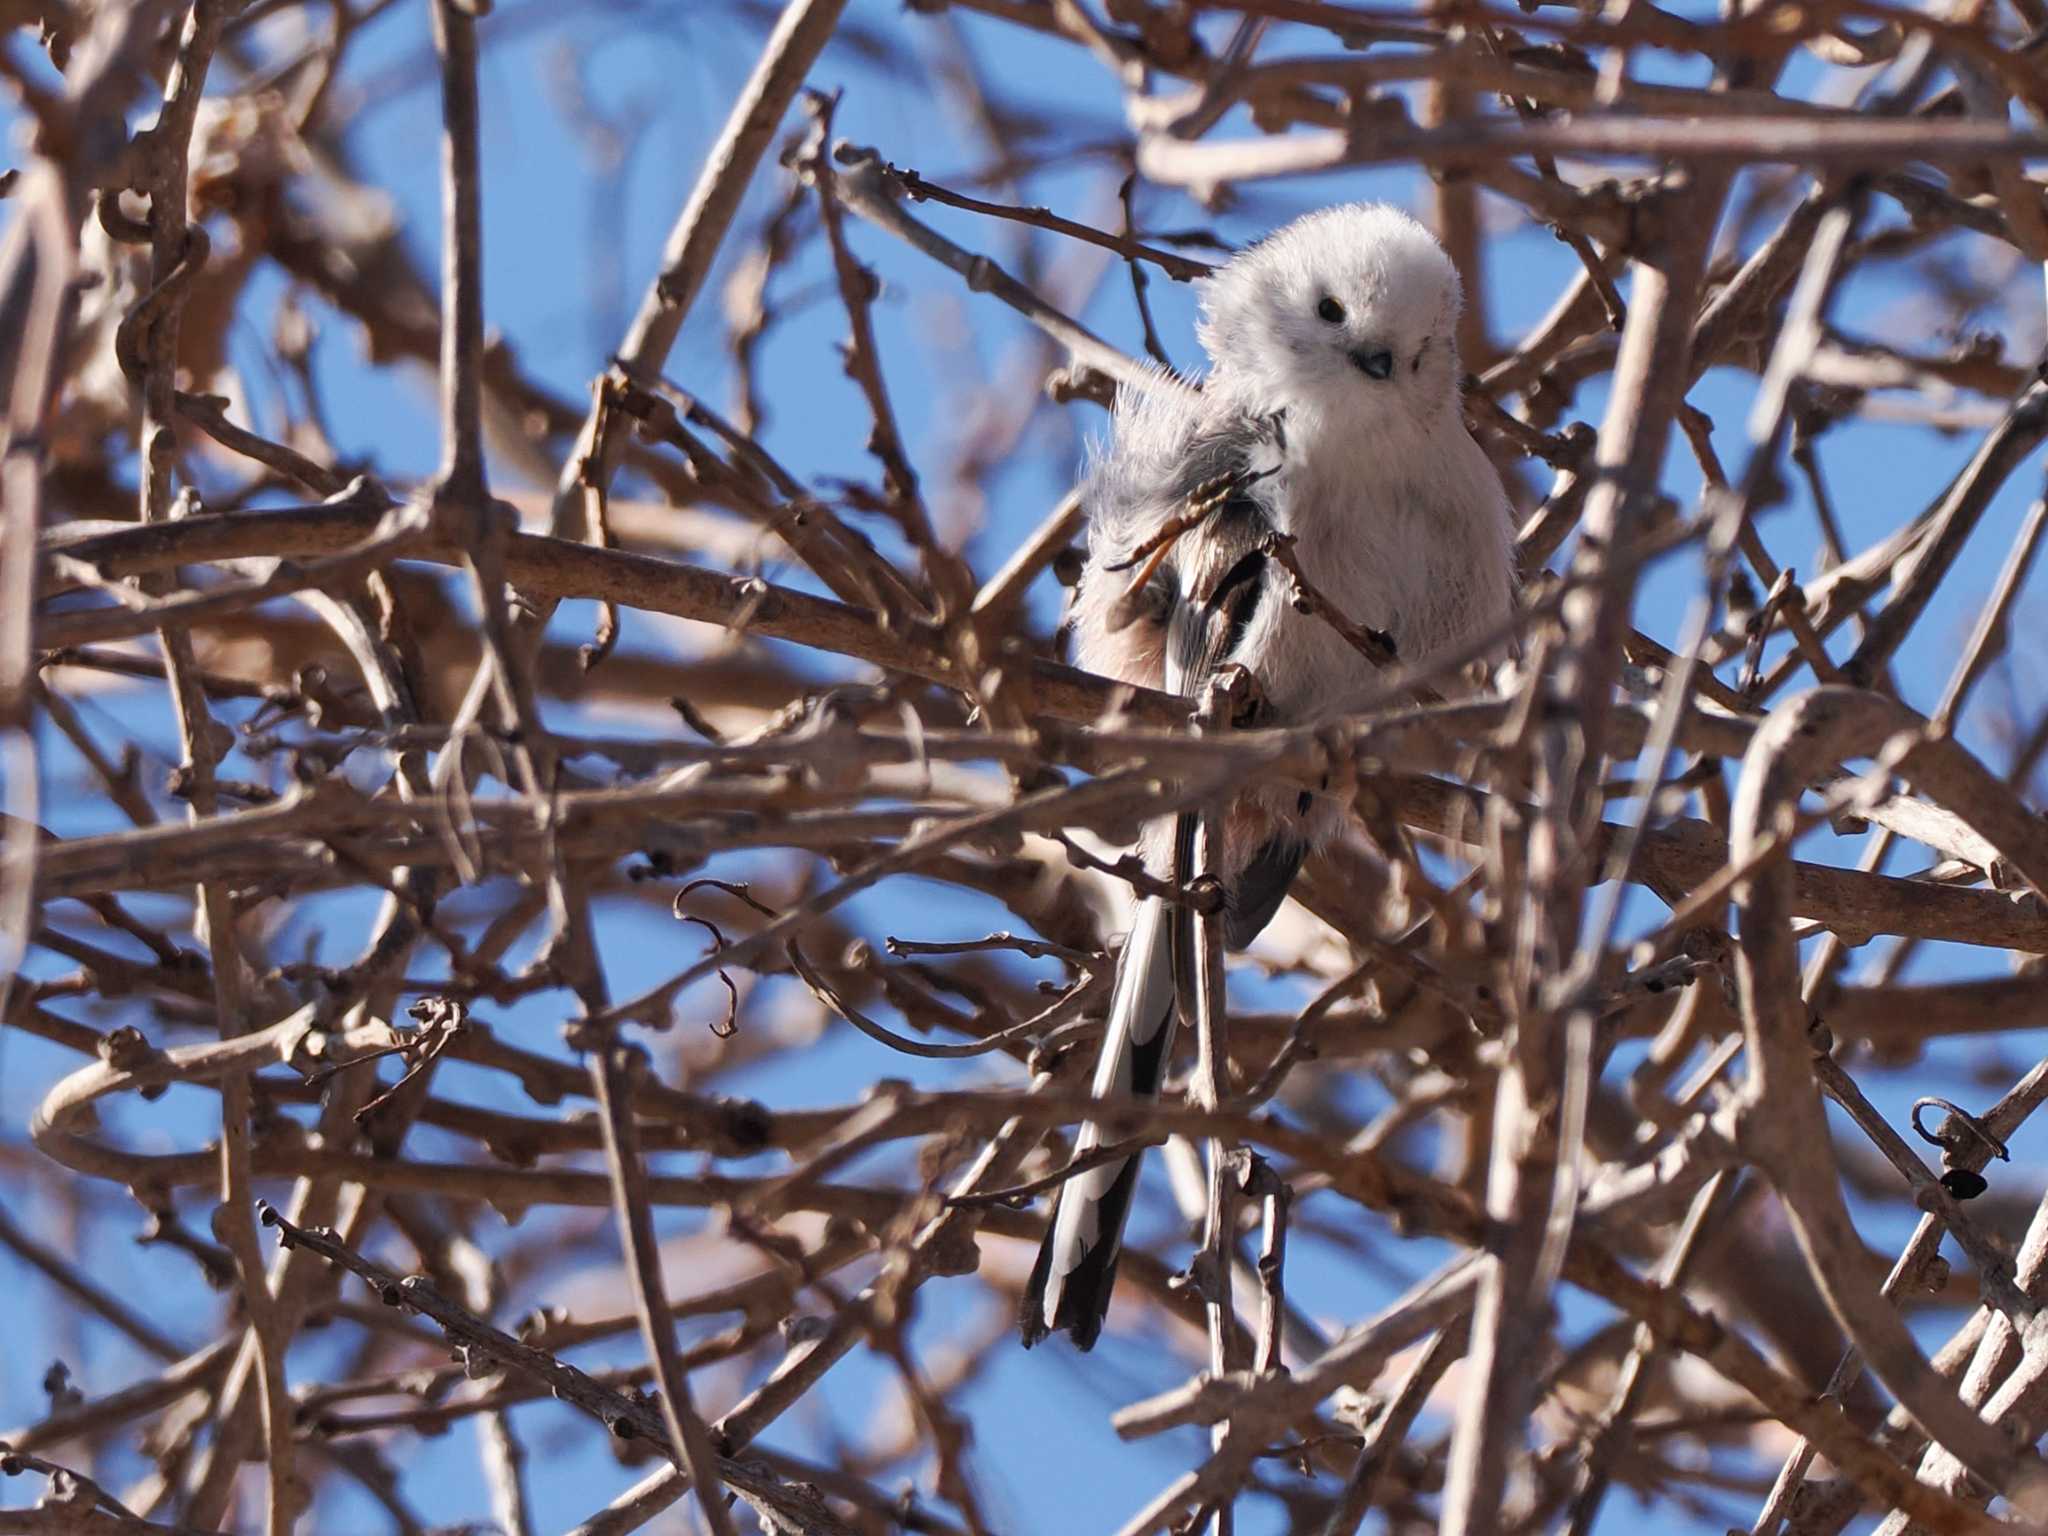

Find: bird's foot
[1200,661,1269,731]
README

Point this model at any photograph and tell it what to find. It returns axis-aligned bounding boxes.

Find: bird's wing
[1160,418,1308,951]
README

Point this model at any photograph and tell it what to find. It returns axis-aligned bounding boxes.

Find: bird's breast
[1270,441,1512,677]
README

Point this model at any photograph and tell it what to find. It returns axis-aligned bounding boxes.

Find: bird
[1018,203,1518,1351]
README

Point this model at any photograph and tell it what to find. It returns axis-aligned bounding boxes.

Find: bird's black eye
[1315,296,1345,325]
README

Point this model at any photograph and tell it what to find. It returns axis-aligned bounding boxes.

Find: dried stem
[15,4,2048,1533]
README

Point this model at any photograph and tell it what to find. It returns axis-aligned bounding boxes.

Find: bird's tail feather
[1020,895,1179,1349]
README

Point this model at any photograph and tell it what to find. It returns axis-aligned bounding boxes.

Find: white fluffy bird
[1020,204,1517,1350]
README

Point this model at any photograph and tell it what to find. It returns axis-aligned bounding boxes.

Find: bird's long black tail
[1019,893,1180,1349]
[1022,507,1290,1349]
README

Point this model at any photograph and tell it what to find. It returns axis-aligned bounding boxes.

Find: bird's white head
[1196,203,1465,431]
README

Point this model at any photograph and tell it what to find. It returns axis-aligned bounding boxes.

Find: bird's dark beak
[1349,346,1394,381]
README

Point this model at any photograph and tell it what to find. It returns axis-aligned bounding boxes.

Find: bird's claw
[1201,661,1268,730]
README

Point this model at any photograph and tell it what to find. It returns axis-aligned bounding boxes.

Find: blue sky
[6,2,2048,1533]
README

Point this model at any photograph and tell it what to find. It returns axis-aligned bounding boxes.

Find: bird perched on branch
[1020,203,1517,1351]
